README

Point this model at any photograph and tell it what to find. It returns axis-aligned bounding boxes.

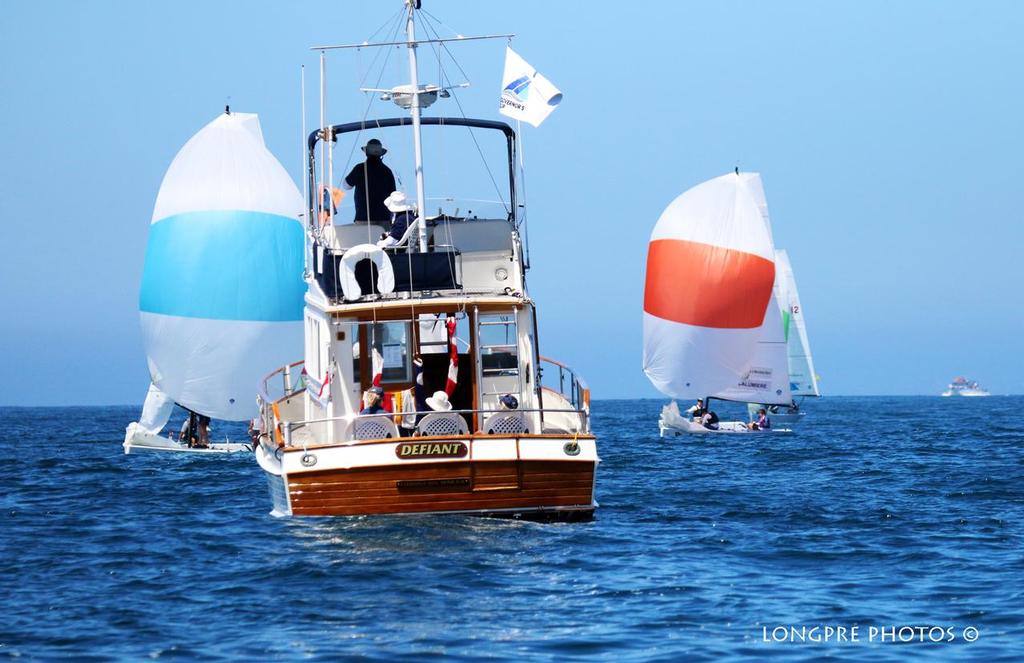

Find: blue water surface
[1,397,1022,661]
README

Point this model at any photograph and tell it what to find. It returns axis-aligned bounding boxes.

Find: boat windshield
[309,117,517,225]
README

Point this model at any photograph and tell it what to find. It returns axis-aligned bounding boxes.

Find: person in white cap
[425,390,452,412]
[376,191,417,248]
[342,138,396,225]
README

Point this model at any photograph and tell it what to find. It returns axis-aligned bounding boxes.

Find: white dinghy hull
[658,402,790,437]
[122,423,251,455]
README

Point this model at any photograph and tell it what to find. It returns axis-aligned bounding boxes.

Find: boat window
[418,314,449,355]
[478,312,519,376]
[369,321,412,385]
[323,125,514,224]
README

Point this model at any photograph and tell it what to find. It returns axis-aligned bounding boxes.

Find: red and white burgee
[300,364,332,406]
[371,346,383,387]
[317,367,331,401]
[370,345,393,411]
[445,316,458,396]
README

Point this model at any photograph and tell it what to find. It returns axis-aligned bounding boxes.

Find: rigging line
[419,11,508,214]
[417,10,508,213]
[347,10,405,244]
[355,7,405,91]
[417,15,462,296]
[416,13,454,217]
[515,118,530,269]
[447,89,509,215]
[420,10,474,87]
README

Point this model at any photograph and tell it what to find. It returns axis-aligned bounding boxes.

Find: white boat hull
[766,411,805,426]
[658,402,790,437]
[659,418,790,437]
[123,422,251,455]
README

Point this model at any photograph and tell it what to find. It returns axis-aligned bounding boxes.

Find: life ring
[339,243,395,301]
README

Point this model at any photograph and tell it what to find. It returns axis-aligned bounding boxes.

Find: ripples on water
[1,397,1022,661]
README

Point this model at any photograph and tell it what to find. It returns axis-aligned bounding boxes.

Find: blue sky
[1,1,1022,405]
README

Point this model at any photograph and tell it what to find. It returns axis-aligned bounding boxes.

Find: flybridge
[305,117,519,228]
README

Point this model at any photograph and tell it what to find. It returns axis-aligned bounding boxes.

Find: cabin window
[478,312,519,376]
[418,313,450,355]
[369,321,412,384]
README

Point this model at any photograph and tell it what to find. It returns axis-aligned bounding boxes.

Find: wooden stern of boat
[264,434,598,519]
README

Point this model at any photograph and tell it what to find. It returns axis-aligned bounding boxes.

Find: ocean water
[2,397,1022,661]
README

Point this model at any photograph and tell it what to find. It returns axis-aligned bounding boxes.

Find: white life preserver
[339,243,395,301]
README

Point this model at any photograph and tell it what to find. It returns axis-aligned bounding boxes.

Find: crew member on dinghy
[749,408,771,431]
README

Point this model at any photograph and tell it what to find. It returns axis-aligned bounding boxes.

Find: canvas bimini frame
[306,117,519,230]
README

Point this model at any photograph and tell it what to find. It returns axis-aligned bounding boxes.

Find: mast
[405,0,429,253]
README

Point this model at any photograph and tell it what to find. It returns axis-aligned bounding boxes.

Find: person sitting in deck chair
[749,408,771,431]
[360,386,387,415]
[376,191,417,248]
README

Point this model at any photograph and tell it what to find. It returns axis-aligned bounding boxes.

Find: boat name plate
[395,441,468,460]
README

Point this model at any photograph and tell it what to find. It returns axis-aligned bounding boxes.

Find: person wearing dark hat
[342,138,397,226]
[360,386,387,415]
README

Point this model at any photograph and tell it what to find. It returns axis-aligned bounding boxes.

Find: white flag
[498,47,563,127]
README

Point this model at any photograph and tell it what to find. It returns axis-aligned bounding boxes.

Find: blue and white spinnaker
[128,111,304,448]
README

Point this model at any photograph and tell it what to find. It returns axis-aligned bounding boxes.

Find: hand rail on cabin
[538,356,590,413]
[259,354,593,449]
[268,407,590,448]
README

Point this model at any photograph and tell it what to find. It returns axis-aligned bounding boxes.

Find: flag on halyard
[444,316,459,396]
[498,47,563,127]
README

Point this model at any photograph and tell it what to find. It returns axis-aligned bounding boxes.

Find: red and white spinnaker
[643,172,777,399]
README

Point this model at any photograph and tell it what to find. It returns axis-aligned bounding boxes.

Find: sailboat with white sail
[647,170,790,436]
[123,111,305,454]
[748,249,821,426]
[644,171,791,436]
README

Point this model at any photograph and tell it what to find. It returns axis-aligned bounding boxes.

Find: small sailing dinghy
[124,111,305,454]
[643,171,790,436]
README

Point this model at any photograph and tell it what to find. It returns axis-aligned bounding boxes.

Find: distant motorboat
[941,377,990,397]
